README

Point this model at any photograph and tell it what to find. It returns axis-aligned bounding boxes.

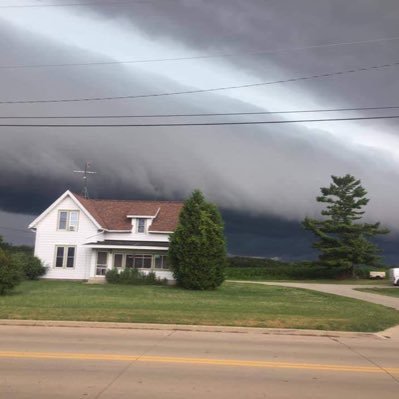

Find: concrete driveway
[228,281,399,311]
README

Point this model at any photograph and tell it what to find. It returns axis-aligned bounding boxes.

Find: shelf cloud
[0,0,398,260]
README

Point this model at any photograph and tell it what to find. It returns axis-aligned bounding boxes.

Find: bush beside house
[0,236,47,295]
[105,268,168,285]
[0,248,22,295]
[11,252,47,280]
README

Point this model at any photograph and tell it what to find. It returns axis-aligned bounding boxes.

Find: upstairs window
[58,210,79,231]
[137,218,146,233]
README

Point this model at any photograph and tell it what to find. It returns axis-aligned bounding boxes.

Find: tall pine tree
[169,190,226,290]
[303,174,389,276]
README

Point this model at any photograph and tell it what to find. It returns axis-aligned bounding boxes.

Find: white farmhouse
[28,190,183,281]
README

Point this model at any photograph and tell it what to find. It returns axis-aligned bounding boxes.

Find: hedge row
[105,268,168,285]
[226,257,388,280]
[225,266,350,280]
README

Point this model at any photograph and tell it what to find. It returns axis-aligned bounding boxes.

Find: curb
[0,319,380,339]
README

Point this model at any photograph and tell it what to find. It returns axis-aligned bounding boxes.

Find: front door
[96,251,108,276]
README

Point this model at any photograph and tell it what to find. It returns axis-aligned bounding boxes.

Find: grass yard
[356,288,399,298]
[0,281,398,332]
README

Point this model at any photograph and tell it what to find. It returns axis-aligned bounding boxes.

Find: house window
[114,253,123,268]
[55,247,64,268]
[126,254,134,269]
[55,246,76,268]
[134,254,152,269]
[96,251,108,276]
[58,210,79,231]
[137,218,146,233]
[154,255,169,270]
[125,254,152,269]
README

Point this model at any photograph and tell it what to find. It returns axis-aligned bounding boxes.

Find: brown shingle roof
[74,194,183,232]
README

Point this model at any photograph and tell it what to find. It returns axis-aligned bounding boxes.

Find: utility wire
[2,36,399,70]
[1,115,399,127]
[1,60,399,105]
[0,0,150,9]
[1,105,399,119]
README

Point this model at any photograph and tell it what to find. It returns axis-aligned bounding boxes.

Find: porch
[85,240,173,281]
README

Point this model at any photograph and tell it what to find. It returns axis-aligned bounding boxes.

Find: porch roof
[84,240,169,250]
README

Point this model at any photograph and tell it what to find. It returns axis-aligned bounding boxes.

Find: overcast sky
[0,0,399,261]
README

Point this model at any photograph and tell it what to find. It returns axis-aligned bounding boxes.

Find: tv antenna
[73,161,96,199]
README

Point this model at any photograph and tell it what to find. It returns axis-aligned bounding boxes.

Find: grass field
[0,281,398,332]
[356,288,399,298]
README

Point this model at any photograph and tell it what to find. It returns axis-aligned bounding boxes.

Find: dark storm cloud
[88,0,399,122]
[222,209,316,260]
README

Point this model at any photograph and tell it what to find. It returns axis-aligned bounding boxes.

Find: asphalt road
[0,325,398,399]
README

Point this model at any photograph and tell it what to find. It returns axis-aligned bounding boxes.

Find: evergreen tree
[303,174,389,275]
[169,190,226,290]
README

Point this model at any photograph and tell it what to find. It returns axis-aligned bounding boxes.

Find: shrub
[105,268,120,283]
[0,248,22,295]
[145,271,157,284]
[11,252,46,280]
[118,268,141,284]
[169,190,226,290]
[105,268,167,285]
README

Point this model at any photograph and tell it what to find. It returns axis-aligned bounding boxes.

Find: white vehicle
[389,268,399,286]
[369,271,386,279]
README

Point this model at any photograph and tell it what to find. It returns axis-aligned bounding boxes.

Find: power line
[1,60,399,105]
[1,105,399,119]
[0,0,150,9]
[1,115,399,127]
[2,36,399,70]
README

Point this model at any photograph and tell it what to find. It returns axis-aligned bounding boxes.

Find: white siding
[33,196,100,280]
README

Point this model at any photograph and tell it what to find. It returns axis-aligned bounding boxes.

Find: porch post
[106,251,112,271]
[89,250,97,278]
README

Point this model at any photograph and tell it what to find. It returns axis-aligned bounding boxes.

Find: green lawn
[0,281,398,332]
[356,288,399,298]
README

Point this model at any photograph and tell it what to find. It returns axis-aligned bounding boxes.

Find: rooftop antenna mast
[73,161,96,199]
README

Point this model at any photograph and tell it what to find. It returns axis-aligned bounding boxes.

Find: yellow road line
[1,351,398,374]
